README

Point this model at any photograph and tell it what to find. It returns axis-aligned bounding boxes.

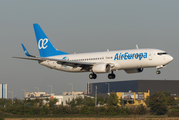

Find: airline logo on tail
[38,38,48,49]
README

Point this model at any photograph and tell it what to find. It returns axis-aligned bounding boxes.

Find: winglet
[21,44,36,57]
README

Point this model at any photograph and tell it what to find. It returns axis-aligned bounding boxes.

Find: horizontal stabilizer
[21,44,36,57]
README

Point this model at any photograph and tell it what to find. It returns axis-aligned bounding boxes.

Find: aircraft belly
[39,61,86,72]
[116,59,148,69]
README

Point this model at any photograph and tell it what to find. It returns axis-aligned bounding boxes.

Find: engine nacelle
[124,68,143,74]
[92,63,110,73]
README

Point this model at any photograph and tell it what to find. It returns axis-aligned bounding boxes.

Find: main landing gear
[89,71,116,79]
[89,73,97,79]
[108,71,116,79]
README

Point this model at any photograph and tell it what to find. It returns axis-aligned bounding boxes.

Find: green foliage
[107,106,117,115]
[138,104,147,115]
[67,96,94,107]
[0,98,13,107]
[13,98,23,105]
[69,98,76,107]
[71,106,80,114]
[83,96,95,106]
[4,92,176,116]
[88,106,96,114]
[168,106,179,117]
[76,96,83,106]
[61,106,69,114]
[49,98,58,107]
[105,93,119,106]
[97,96,105,105]
[41,105,49,115]
[27,106,36,115]
[162,91,176,105]
[0,117,4,120]
[80,105,89,114]
[119,97,123,106]
[145,91,169,115]
[120,107,132,115]
[99,106,107,115]
[51,106,59,115]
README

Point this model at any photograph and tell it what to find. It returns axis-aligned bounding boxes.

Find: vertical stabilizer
[33,23,68,57]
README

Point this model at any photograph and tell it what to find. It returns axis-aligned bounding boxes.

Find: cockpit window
[157,52,167,55]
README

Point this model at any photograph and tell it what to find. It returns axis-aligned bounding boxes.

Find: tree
[105,93,119,106]
[76,96,83,106]
[83,96,95,106]
[145,91,171,115]
[97,96,105,105]
[49,98,58,107]
[69,98,76,107]
[162,91,175,106]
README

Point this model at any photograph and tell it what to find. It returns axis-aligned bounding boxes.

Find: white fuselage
[39,48,173,73]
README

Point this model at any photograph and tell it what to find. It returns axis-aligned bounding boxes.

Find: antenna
[136,45,139,49]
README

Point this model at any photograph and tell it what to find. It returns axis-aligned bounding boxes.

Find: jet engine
[124,68,143,74]
[92,63,110,73]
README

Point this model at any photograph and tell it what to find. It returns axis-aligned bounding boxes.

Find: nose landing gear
[108,71,116,79]
[156,65,164,74]
[156,69,161,74]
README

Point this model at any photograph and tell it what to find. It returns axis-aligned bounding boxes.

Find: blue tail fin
[33,23,69,57]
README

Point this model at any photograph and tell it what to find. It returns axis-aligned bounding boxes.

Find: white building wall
[3,84,7,98]
[0,84,7,99]
[63,94,85,105]
[53,95,63,105]
[0,84,2,98]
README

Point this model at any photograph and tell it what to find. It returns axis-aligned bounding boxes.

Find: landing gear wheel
[108,72,116,79]
[156,70,161,74]
[89,74,93,79]
[89,73,97,79]
[112,74,116,79]
[93,74,97,79]
[108,74,112,79]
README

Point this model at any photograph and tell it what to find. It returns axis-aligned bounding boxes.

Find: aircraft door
[148,52,152,60]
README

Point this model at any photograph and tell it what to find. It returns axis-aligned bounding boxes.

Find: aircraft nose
[168,55,173,63]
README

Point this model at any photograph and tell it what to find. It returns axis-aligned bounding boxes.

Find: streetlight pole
[95,86,97,106]
[8,91,13,105]
[68,83,73,95]
[34,87,39,92]
[105,83,110,95]
[21,89,26,98]
[47,85,52,96]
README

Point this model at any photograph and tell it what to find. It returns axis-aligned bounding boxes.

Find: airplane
[13,23,173,79]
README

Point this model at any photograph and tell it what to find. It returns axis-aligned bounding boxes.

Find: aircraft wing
[12,56,94,68]
[13,43,94,70]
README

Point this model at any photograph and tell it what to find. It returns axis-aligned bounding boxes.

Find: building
[88,80,179,96]
[25,92,53,98]
[63,94,94,105]
[115,90,150,106]
[23,91,91,106]
[53,95,63,105]
[0,84,7,99]
[63,91,84,95]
